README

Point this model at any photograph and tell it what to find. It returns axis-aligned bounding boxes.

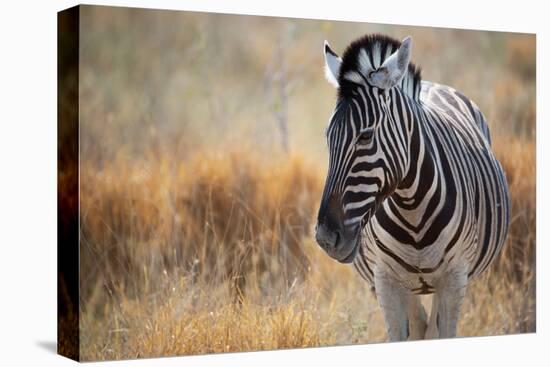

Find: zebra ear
[324,40,342,88]
[368,36,412,89]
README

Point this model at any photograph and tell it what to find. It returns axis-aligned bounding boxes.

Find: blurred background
[76,5,535,360]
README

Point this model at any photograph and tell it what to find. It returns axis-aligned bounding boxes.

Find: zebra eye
[357,128,375,145]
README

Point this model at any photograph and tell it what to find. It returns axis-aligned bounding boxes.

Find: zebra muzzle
[315,221,360,264]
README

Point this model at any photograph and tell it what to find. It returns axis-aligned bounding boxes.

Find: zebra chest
[366,212,451,268]
[359,209,473,293]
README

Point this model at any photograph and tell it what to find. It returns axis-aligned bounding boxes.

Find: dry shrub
[81,280,337,360]
[80,135,535,360]
[461,269,535,336]
[492,137,536,282]
[80,149,322,309]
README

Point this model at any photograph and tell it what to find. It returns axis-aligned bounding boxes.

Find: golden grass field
[74,6,536,361]
[78,138,535,360]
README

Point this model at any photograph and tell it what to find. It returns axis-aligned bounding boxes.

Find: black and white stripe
[317,34,510,297]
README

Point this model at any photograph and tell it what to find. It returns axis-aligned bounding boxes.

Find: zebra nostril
[315,222,342,251]
[333,231,341,248]
[315,223,331,249]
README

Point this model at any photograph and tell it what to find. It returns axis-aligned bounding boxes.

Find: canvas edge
[57,4,80,362]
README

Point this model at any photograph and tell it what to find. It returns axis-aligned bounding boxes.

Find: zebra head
[315,35,415,263]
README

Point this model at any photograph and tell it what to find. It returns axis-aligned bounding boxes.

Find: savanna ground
[73,6,536,361]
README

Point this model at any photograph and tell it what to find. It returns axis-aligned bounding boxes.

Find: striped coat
[353,80,510,294]
[315,34,510,340]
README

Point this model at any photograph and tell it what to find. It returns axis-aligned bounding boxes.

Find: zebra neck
[392,104,442,211]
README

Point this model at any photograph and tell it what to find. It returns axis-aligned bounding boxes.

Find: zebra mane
[337,34,422,100]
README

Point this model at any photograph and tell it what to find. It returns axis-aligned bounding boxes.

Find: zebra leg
[374,271,409,341]
[407,294,427,340]
[437,271,468,338]
[426,271,468,339]
[425,294,439,339]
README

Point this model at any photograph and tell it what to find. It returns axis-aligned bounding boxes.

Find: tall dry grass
[80,150,321,304]
[79,136,535,361]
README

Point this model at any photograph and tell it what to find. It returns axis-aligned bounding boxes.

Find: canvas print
[58,5,536,361]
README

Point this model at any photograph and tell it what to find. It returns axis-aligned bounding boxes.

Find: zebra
[315,34,510,341]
